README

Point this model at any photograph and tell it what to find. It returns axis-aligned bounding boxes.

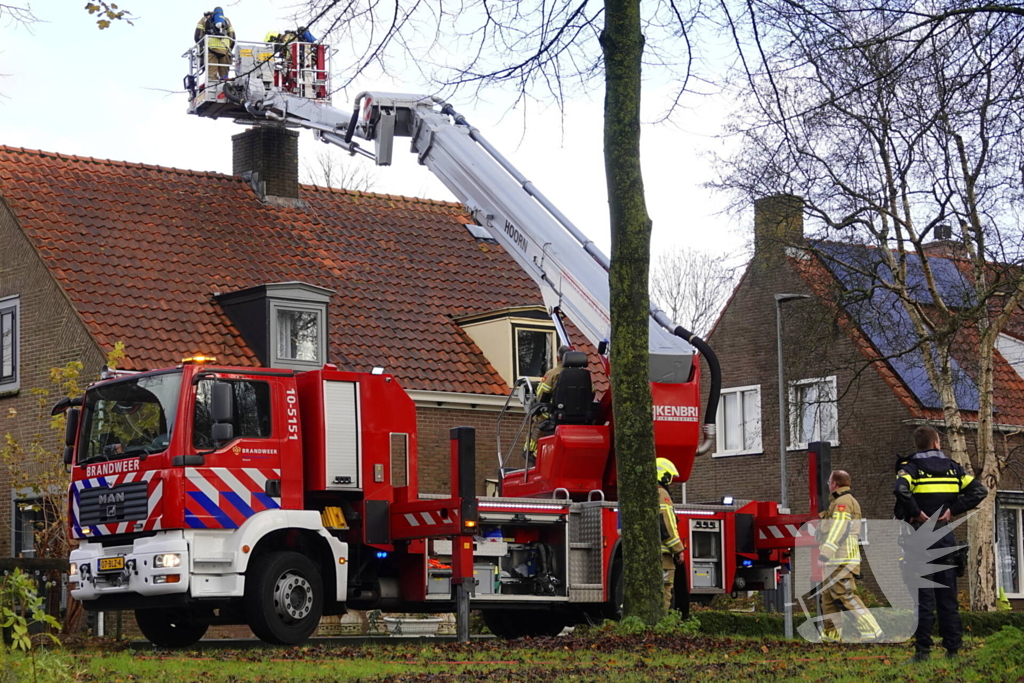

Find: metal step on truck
[58,35,820,648]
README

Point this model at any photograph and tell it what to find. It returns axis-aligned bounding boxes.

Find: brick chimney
[923,224,966,258]
[232,125,302,206]
[754,194,804,256]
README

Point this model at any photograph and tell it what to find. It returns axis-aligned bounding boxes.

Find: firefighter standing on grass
[657,458,685,611]
[817,470,884,642]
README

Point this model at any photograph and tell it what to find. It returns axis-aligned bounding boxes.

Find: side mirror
[211,422,234,445]
[210,381,234,424]
[64,407,81,447]
[63,408,80,465]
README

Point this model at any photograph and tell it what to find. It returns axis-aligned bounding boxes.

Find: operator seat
[550,351,594,425]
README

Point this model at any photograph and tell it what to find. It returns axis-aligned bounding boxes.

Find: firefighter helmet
[656,458,679,487]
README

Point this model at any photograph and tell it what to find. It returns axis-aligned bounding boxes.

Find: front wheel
[134,608,208,648]
[244,551,324,645]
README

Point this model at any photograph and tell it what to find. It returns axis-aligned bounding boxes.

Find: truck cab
[67,359,416,645]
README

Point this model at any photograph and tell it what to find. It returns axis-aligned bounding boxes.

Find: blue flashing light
[741,559,753,567]
[376,551,388,559]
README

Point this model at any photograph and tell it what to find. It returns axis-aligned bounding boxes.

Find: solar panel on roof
[816,242,980,412]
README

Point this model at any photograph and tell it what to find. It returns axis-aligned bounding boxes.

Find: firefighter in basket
[194,7,236,82]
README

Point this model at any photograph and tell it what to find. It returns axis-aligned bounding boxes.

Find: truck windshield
[79,371,183,466]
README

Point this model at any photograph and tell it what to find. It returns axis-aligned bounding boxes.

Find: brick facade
[690,196,1024,601]
[232,126,301,200]
[415,405,528,496]
[0,199,104,557]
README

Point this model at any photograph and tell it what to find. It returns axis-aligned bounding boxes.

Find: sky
[0,1,752,262]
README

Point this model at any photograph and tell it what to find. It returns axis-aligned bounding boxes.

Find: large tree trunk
[601,0,663,625]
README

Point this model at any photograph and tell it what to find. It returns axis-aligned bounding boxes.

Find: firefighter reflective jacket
[195,13,235,54]
[536,363,563,404]
[659,486,685,555]
[819,487,861,568]
[893,449,987,520]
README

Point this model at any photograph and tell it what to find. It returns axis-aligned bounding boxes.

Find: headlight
[154,553,182,568]
[69,563,78,576]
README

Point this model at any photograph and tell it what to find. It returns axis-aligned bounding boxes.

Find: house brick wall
[0,200,105,557]
[415,406,528,496]
[690,245,915,522]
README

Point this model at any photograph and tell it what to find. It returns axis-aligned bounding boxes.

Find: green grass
[10,626,1023,683]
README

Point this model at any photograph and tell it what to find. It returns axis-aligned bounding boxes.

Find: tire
[673,562,690,618]
[602,555,625,621]
[482,609,523,639]
[483,610,568,639]
[244,551,324,645]
[134,608,208,648]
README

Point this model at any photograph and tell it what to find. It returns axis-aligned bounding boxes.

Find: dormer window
[455,306,556,386]
[216,282,333,371]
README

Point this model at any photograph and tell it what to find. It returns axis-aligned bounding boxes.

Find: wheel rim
[272,570,314,623]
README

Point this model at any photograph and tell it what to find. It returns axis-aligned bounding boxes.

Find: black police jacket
[893,449,987,520]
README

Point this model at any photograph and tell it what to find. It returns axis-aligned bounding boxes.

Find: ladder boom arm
[228,85,696,384]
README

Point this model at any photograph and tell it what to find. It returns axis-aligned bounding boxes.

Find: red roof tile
[0,145,570,396]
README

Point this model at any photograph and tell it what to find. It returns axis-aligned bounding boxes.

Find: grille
[79,481,148,527]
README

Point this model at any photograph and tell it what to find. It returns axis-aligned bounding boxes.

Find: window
[270,299,327,370]
[391,433,409,487]
[12,495,59,558]
[514,327,554,379]
[0,296,19,392]
[80,371,182,465]
[713,385,762,457]
[278,308,319,362]
[193,379,272,449]
[998,494,1024,597]
[789,376,838,448]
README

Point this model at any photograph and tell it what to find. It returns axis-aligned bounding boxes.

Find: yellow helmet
[656,458,679,486]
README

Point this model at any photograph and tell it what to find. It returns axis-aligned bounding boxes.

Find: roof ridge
[0,144,233,179]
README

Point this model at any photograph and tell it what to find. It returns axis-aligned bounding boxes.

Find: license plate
[98,557,124,572]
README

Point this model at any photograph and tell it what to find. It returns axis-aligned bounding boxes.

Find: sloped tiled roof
[790,243,1024,427]
[0,145,554,395]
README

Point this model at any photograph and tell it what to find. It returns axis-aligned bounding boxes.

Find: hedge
[695,610,1024,638]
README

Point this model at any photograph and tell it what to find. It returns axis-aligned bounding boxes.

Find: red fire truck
[60,39,817,648]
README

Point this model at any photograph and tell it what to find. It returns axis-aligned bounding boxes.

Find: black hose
[674,326,721,455]
[344,105,359,143]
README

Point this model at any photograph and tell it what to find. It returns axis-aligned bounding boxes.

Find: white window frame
[270,301,326,370]
[712,384,762,458]
[997,495,1024,598]
[787,375,839,450]
[0,295,19,394]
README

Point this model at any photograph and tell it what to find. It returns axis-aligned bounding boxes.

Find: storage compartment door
[324,380,360,490]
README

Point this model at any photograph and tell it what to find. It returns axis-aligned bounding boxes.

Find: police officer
[194,7,236,82]
[817,470,883,642]
[894,425,987,662]
[656,458,685,611]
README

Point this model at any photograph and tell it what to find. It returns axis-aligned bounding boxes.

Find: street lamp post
[775,293,810,639]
